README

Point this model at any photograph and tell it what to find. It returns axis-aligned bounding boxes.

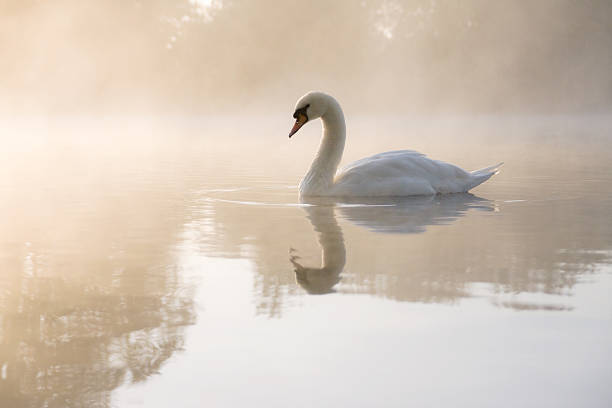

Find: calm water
[1,115,611,407]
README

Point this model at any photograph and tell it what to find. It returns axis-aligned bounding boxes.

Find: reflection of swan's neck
[314,209,346,274]
[292,204,346,294]
[300,103,346,195]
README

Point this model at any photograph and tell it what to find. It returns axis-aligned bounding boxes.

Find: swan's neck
[300,104,346,195]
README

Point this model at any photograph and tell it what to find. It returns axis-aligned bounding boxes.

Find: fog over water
[1,2,612,408]
[2,0,611,114]
[2,115,611,407]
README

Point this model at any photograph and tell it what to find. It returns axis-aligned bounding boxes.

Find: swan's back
[331,150,501,196]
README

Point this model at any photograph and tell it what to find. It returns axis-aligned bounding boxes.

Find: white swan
[288,91,502,197]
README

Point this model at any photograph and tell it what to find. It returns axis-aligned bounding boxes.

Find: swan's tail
[466,162,504,191]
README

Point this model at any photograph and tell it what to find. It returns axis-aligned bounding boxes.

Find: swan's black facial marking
[293,104,310,121]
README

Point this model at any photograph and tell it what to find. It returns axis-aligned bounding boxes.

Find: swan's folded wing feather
[338,150,425,175]
[333,150,474,196]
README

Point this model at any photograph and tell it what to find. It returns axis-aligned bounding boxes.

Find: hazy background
[2,2,612,406]
[2,0,612,115]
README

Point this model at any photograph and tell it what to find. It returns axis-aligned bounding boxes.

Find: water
[1,115,611,407]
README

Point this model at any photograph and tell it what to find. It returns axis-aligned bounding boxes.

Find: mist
[2,0,611,115]
[3,2,612,407]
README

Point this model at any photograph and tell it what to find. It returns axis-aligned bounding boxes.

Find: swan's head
[288,91,333,138]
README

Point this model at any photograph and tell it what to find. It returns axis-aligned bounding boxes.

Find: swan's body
[288,91,502,197]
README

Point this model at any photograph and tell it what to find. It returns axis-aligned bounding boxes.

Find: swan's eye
[293,104,310,119]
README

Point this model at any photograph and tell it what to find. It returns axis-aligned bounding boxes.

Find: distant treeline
[2,0,611,113]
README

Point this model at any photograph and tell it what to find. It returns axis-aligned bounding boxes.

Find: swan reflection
[336,194,494,234]
[291,194,494,294]
[290,204,346,294]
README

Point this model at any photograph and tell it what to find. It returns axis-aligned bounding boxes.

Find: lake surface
[1,115,611,407]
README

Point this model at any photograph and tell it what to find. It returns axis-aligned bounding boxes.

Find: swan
[288,91,503,197]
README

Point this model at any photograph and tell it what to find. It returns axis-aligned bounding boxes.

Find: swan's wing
[338,150,426,174]
[333,150,476,196]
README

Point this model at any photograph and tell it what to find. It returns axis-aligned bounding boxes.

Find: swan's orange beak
[288,113,308,138]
